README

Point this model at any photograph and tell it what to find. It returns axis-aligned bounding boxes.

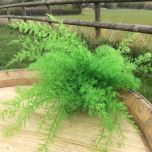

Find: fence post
[94,2,101,38]
[46,5,51,14]
[22,0,26,22]
[46,4,52,25]
[7,0,11,23]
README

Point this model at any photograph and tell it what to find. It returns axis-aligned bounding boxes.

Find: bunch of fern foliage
[1,19,140,152]
[117,33,152,74]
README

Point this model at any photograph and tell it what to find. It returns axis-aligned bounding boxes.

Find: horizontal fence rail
[1,15,152,34]
[0,0,152,9]
[0,0,152,37]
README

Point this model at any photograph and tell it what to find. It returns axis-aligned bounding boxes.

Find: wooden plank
[0,15,152,34]
[94,2,101,38]
[22,0,26,22]
[0,70,151,152]
[7,0,11,23]
[121,90,152,151]
[0,0,152,9]
[46,5,51,14]
[0,87,150,152]
[0,69,38,88]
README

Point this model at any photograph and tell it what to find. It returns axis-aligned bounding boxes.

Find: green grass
[139,74,152,103]
[58,8,152,25]
[0,25,28,70]
[0,8,151,102]
[57,9,152,53]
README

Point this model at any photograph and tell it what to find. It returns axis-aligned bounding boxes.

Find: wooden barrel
[0,69,151,152]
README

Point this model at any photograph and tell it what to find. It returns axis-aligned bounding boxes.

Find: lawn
[58,8,152,53]
[58,8,152,25]
[0,8,151,102]
[0,25,26,70]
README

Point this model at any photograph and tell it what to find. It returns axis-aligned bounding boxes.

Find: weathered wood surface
[22,0,26,22]
[0,69,38,88]
[0,69,151,151]
[6,0,11,23]
[0,87,151,152]
[121,90,152,151]
[0,0,152,9]
[0,0,152,38]
[94,2,101,38]
[0,15,152,35]
[0,0,152,37]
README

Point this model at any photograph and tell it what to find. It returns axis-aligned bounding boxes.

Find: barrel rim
[0,69,151,151]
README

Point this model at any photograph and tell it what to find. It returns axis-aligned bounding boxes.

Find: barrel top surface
[0,86,150,152]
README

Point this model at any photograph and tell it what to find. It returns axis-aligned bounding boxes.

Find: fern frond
[37,106,66,152]
[10,21,51,38]
[2,18,141,152]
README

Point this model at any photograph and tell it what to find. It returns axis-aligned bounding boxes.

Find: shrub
[0,5,82,16]
[117,33,152,74]
[1,20,140,152]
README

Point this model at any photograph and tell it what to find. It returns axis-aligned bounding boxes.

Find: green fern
[7,18,83,67]
[117,33,152,74]
[1,20,141,152]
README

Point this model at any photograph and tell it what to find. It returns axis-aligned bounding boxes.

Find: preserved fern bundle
[1,20,141,152]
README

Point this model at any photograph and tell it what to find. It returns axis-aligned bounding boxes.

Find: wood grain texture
[0,87,151,152]
[0,0,152,9]
[0,15,152,35]
[121,90,152,151]
[94,2,101,38]
[0,69,38,88]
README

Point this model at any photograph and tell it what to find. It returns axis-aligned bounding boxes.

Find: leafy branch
[1,19,141,152]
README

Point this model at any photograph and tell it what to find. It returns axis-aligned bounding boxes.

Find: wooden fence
[0,0,152,38]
